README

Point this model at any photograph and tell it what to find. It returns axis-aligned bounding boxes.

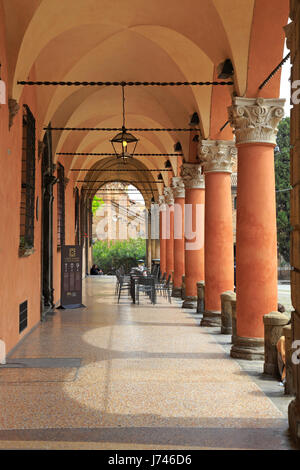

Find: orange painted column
[159,195,167,276]
[228,97,285,359]
[164,187,174,279]
[171,177,185,297]
[181,163,205,309]
[200,140,236,326]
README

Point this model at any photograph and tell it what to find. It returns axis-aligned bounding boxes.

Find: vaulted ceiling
[1,0,289,200]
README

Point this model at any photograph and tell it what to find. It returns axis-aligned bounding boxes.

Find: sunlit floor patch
[0,276,294,449]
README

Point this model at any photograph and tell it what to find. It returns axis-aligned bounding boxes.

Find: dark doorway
[40,125,56,319]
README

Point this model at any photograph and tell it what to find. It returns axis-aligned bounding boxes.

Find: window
[20,105,36,253]
[57,163,65,247]
[234,196,237,210]
[19,300,28,333]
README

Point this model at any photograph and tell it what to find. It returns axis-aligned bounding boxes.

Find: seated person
[137,260,145,271]
[90,264,103,275]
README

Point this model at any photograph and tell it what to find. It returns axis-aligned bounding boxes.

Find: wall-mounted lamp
[189,112,199,126]
[174,142,182,152]
[217,59,234,79]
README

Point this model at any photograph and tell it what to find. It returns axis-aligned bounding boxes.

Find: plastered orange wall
[0,4,41,353]
[0,6,78,353]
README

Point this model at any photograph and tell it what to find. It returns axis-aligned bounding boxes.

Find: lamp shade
[111,126,138,161]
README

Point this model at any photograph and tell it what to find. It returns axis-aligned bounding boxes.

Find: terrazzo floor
[0,276,296,450]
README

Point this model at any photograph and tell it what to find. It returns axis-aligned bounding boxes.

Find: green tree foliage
[275,116,291,264]
[92,238,146,273]
[92,195,104,216]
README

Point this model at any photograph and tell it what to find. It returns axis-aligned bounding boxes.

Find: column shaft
[199,139,236,327]
[154,239,160,260]
[183,186,205,308]
[228,96,285,359]
[236,143,278,338]
[166,205,174,279]
[171,176,185,297]
[159,209,167,275]
[181,163,205,309]
[173,197,185,296]
[202,172,234,324]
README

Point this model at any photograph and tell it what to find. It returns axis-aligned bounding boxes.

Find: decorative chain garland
[70,168,171,171]
[57,152,182,157]
[49,127,199,132]
[258,53,290,90]
[77,180,164,183]
[18,80,233,87]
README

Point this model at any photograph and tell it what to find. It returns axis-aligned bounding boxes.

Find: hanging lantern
[111,125,138,161]
[110,85,138,162]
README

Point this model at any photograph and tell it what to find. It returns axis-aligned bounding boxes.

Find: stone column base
[197,300,204,314]
[263,362,279,376]
[181,275,185,300]
[221,291,235,335]
[200,311,221,327]
[263,311,289,378]
[221,325,232,335]
[230,335,264,360]
[172,286,182,298]
[288,399,300,447]
[182,296,197,309]
[196,281,205,314]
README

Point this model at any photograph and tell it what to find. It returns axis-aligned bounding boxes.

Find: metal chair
[136,276,156,305]
[156,274,172,303]
[116,271,131,303]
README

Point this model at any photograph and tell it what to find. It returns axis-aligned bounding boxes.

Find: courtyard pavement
[278,282,293,314]
[0,276,296,450]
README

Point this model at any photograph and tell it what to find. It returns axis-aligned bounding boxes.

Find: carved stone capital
[228,97,285,145]
[164,186,174,205]
[171,176,185,198]
[158,194,166,208]
[180,163,205,189]
[8,98,19,129]
[199,139,237,174]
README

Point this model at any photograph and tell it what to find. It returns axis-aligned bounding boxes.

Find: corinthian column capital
[228,97,285,145]
[171,176,185,198]
[164,186,174,205]
[158,194,166,207]
[180,163,205,189]
[199,139,237,174]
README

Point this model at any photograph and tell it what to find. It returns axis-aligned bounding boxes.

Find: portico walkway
[0,277,294,450]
